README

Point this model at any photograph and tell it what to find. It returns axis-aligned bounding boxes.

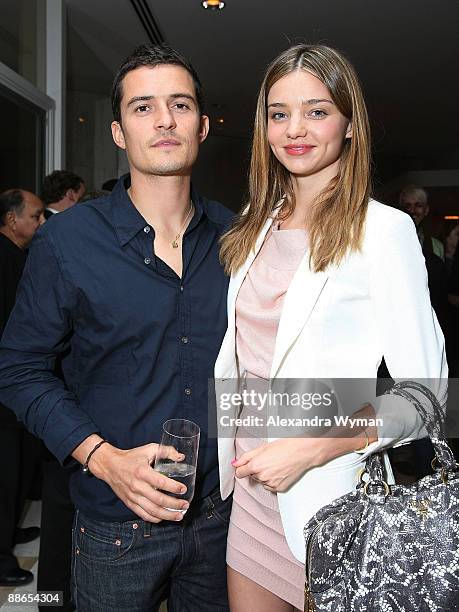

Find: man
[400,184,448,331]
[0,189,44,587]
[399,185,444,259]
[399,185,448,477]
[0,44,233,611]
[39,168,90,611]
[39,173,94,612]
[41,170,85,219]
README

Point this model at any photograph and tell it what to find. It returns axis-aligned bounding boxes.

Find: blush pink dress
[226,224,308,610]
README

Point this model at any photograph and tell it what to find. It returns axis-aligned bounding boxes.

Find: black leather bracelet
[82,439,108,475]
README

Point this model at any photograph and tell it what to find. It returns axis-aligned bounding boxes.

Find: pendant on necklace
[170,202,193,248]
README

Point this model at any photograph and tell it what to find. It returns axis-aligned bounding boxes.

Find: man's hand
[73,436,189,522]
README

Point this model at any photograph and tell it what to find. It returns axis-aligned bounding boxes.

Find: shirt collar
[110,174,205,247]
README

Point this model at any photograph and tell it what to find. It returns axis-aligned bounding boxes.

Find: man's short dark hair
[111,43,204,123]
[41,170,84,206]
[0,189,25,226]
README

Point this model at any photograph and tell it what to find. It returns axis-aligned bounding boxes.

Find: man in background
[0,189,44,587]
[39,171,86,610]
[399,185,449,477]
[400,184,448,331]
[400,185,444,259]
[42,170,85,219]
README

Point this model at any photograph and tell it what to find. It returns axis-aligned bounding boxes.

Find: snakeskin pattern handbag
[303,381,459,611]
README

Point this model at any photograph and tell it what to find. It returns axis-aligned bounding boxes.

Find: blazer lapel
[270,254,329,378]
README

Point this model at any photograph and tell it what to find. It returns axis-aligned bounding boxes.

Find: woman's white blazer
[215,199,447,563]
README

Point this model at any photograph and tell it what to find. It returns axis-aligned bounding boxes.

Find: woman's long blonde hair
[220,44,371,274]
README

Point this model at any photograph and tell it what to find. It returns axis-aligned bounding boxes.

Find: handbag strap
[386,383,456,471]
[365,381,457,484]
[390,381,446,438]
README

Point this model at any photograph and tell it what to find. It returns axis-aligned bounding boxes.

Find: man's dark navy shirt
[0,176,233,521]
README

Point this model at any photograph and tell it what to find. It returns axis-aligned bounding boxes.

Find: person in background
[38,169,85,609]
[400,185,449,337]
[398,187,451,477]
[445,223,459,379]
[0,189,44,587]
[447,254,459,464]
[400,185,444,259]
[41,170,85,219]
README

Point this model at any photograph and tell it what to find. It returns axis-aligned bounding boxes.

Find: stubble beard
[147,159,188,176]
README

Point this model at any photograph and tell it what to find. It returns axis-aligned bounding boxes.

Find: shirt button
[180,286,184,292]
[181,336,189,344]
[184,388,192,395]
[144,257,151,265]
[144,226,151,233]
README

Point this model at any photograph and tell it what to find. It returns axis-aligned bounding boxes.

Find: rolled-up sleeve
[0,229,98,463]
[358,212,448,458]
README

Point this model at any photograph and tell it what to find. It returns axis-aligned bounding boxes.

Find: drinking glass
[153,418,200,513]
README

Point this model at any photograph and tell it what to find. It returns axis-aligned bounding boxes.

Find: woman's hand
[232,402,378,493]
[232,438,324,493]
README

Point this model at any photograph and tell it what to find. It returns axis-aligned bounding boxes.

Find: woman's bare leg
[227,566,297,612]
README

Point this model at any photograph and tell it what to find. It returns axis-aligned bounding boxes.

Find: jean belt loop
[143,521,152,538]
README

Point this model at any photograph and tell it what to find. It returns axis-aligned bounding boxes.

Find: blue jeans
[71,488,231,611]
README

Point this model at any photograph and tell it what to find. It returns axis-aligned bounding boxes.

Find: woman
[215,45,447,611]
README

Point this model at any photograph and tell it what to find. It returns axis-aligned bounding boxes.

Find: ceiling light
[202,1,225,9]
[445,215,459,220]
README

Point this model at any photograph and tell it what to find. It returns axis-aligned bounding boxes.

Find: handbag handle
[390,381,446,439]
[365,380,457,487]
[387,381,456,471]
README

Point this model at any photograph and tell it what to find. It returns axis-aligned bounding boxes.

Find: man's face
[401,195,429,227]
[13,192,45,248]
[111,65,209,177]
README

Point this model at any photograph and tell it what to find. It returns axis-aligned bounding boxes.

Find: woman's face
[267,69,351,179]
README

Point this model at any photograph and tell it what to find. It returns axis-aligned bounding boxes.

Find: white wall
[66,90,119,189]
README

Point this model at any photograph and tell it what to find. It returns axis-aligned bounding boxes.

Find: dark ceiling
[67,0,459,204]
